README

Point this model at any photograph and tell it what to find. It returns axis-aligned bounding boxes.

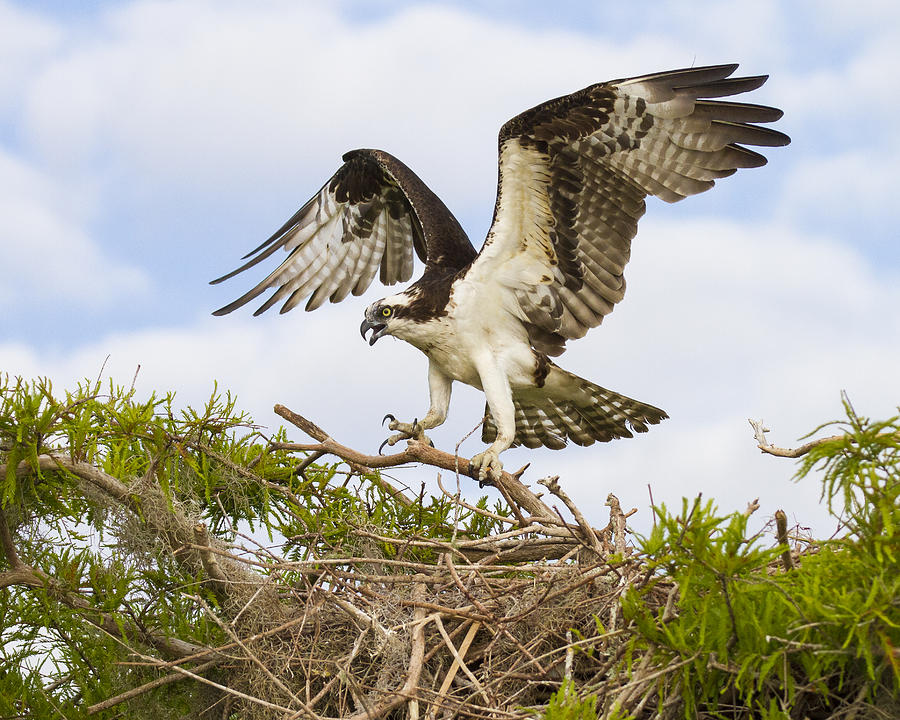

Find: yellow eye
[381,306,392,317]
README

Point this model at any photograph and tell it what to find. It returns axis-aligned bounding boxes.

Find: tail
[482,365,667,450]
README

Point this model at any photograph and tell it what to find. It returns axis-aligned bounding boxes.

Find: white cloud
[17,1,774,207]
[0,1,60,108]
[778,149,898,240]
[0,148,150,308]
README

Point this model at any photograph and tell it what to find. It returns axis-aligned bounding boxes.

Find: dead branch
[194,522,231,602]
[604,494,629,556]
[539,475,604,557]
[774,510,795,571]
[273,404,556,521]
[749,418,846,458]
[747,418,900,459]
[85,659,220,715]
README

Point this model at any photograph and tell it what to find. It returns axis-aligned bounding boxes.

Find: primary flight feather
[212,63,790,481]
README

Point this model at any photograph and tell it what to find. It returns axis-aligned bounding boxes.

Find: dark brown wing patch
[472,63,790,354]
[211,149,476,316]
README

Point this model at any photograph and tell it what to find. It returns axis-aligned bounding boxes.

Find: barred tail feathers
[481,366,667,450]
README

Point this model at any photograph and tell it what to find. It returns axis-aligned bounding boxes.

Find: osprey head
[359,294,412,346]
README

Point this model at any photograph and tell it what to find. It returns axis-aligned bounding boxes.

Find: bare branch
[274,403,556,520]
[774,509,795,571]
[193,523,231,603]
[539,475,604,556]
[428,621,481,720]
[747,418,899,459]
[86,660,220,715]
[605,493,629,556]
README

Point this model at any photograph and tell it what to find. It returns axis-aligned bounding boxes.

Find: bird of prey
[212,64,789,482]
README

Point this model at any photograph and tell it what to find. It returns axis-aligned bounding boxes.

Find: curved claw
[378,437,391,455]
[382,413,396,427]
[469,449,503,486]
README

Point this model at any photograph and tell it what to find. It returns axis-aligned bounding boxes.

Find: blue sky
[2,0,899,536]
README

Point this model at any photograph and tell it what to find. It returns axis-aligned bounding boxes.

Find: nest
[192,500,659,720]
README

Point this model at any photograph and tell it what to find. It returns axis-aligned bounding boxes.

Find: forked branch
[272,404,557,521]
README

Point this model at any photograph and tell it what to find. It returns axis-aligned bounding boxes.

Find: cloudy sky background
[2,0,898,538]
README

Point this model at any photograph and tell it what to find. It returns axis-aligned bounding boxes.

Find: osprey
[212,64,789,482]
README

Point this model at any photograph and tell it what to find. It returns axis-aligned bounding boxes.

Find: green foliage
[619,398,900,718]
[0,375,509,717]
[797,393,899,562]
[544,681,601,720]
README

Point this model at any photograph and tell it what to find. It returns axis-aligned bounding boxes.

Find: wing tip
[211,301,240,317]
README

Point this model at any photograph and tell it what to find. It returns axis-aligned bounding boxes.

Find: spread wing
[212,148,475,315]
[466,63,790,356]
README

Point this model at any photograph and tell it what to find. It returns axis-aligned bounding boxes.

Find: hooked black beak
[359,317,388,346]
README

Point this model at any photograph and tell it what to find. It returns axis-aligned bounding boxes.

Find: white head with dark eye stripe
[359,293,414,345]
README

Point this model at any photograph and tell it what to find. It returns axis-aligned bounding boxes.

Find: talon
[469,450,503,486]
[379,433,406,455]
[382,413,396,427]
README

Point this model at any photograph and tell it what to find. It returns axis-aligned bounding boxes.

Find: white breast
[422,278,537,389]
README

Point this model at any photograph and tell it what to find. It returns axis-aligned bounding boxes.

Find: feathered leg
[469,352,516,482]
[482,364,667,450]
[382,361,452,450]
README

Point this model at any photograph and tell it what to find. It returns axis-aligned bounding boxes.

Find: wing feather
[466,63,789,353]
[355,215,388,295]
[328,228,365,303]
[211,149,475,316]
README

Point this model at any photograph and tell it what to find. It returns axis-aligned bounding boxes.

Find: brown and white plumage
[212,64,790,481]
[211,149,475,315]
[467,63,789,355]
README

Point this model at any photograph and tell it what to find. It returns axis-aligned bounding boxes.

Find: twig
[539,475,604,556]
[748,418,872,459]
[150,652,298,714]
[274,404,413,506]
[427,621,481,720]
[433,614,490,704]
[605,494,628,556]
[344,581,428,720]
[86,660,220,715]
[332,596,393,646]
[774,510,795,571]
[436,473,516,524]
